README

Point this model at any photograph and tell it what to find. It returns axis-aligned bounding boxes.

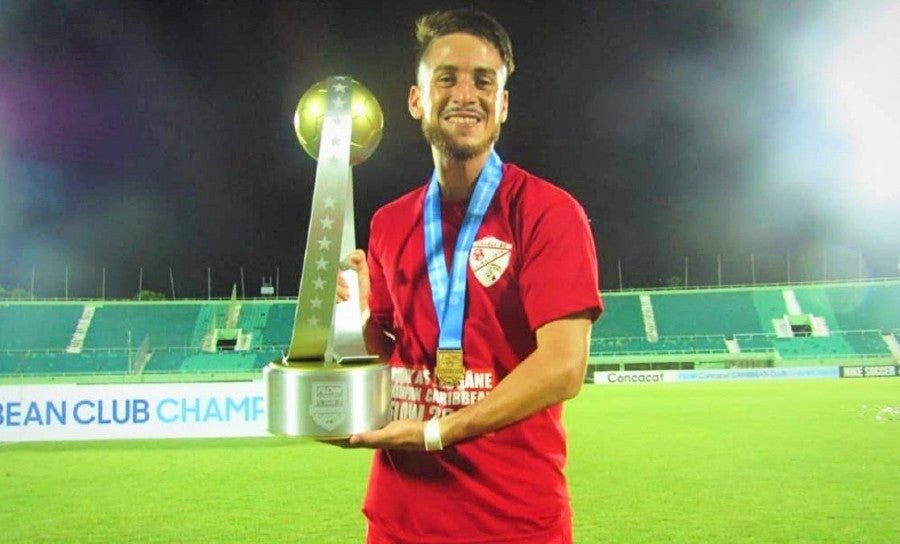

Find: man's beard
[421,119,501,161]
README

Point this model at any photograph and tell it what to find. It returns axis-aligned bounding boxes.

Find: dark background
[1,0,897,298]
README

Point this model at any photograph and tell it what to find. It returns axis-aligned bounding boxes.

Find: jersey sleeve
[517,194,603,331]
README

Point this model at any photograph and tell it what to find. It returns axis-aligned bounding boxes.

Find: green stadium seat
[838,331,891,356]
[592,295,646,338]
[0,353,24,374]
[143,351,189,372]
[825,284,900,331]
[258,303,297,346]
[772,335,858,359]
[652,291,769,336]
[0,304,82,350]
[84,303,204,350]
[734,334,775,353]
[180,352,257,372]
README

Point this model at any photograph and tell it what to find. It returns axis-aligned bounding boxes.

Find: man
[344,9,603,544]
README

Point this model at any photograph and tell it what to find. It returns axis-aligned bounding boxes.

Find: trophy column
[264,76,390,438]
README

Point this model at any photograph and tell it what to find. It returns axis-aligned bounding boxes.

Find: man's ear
[408,85,423,120]
[500,89,509,123]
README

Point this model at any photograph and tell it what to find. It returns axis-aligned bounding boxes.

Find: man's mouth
[443,111,483,125]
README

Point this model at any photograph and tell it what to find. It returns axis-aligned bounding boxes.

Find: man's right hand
[336,249,370,313]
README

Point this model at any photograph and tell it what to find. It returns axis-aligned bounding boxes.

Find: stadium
[3,1,899,543]
[1,278,898,542]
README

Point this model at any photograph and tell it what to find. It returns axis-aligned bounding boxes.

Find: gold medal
[435,349,464,387]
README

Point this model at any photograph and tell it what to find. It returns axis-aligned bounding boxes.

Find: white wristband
[423,417,443,452]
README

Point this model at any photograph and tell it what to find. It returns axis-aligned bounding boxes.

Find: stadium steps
[782,290,803,315]
[66,305,96,354]
[236,302,273,348]
[725,337,741,353]
[881,332,900,359]
[191,303,229,350]
[226,302,241,329]
[639,295,658,342]
[751,290,787,333]
[792,287,839,328]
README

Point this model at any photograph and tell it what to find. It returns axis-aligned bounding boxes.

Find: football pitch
[1,379,897,543]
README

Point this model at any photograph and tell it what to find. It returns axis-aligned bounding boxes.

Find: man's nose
[450,77,477,105]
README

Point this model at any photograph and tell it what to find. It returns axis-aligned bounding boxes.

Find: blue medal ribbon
[424,150,504,351]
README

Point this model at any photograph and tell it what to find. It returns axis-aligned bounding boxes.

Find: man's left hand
[348,419,426,451]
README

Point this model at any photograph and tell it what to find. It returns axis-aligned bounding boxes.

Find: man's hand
[336,249,370,312]
[348,419,427,451]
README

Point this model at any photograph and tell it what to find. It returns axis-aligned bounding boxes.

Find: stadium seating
[255,303,296,346]
[0,353,23,374]
[83,303,204,350]
[0,304,82,350]
[179,352,258,372]
[591,295,645,338]
[733,334,775,353]
[823,284,900,331]
[1,279,896,377]
[143,350,191,373]
[833,330,891,356]
[652,291,767,336]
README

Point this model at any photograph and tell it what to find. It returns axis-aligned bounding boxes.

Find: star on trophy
[264,76,390,438]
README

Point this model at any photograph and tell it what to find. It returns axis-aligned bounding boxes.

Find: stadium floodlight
[823,2,900,206]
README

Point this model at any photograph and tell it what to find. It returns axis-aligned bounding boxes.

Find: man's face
[409,32,509,161]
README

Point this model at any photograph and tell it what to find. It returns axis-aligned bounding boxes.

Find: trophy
[264,76,391,438]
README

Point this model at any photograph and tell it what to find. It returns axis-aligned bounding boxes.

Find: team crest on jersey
[469,236,512,287]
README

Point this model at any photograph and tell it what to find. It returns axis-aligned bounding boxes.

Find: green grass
[1,379,898,543]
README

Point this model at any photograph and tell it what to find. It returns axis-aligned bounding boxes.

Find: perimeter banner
[839,365,899,378]
[593,366,840,385]
[0,381,267,442]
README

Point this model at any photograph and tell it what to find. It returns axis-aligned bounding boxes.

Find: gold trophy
[264,77,390,438]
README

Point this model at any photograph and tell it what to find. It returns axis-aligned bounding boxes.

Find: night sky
[1,1,898,298]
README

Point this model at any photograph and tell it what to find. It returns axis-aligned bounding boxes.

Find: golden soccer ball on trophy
[292,77,384,166]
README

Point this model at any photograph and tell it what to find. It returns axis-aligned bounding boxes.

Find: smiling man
[344,9,603,544]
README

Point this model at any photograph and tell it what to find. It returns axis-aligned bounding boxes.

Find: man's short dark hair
[414,9,515,77]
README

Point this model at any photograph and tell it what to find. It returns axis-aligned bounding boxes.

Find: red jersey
[363,162,603,543]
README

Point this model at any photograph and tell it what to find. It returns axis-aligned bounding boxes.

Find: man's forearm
[439,314,591,446]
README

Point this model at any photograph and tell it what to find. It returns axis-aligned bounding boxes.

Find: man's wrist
[423,417,443,451]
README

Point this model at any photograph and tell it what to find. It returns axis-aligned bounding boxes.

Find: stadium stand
[0,279,896,378]
[652,291,767,336]
[255,302,296,346]
[590,295,645,338]
[0,303,83,350]
[83,303,205,350]
[821,284,900,330]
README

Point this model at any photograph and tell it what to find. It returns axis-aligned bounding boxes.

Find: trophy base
[264,358,391,438]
